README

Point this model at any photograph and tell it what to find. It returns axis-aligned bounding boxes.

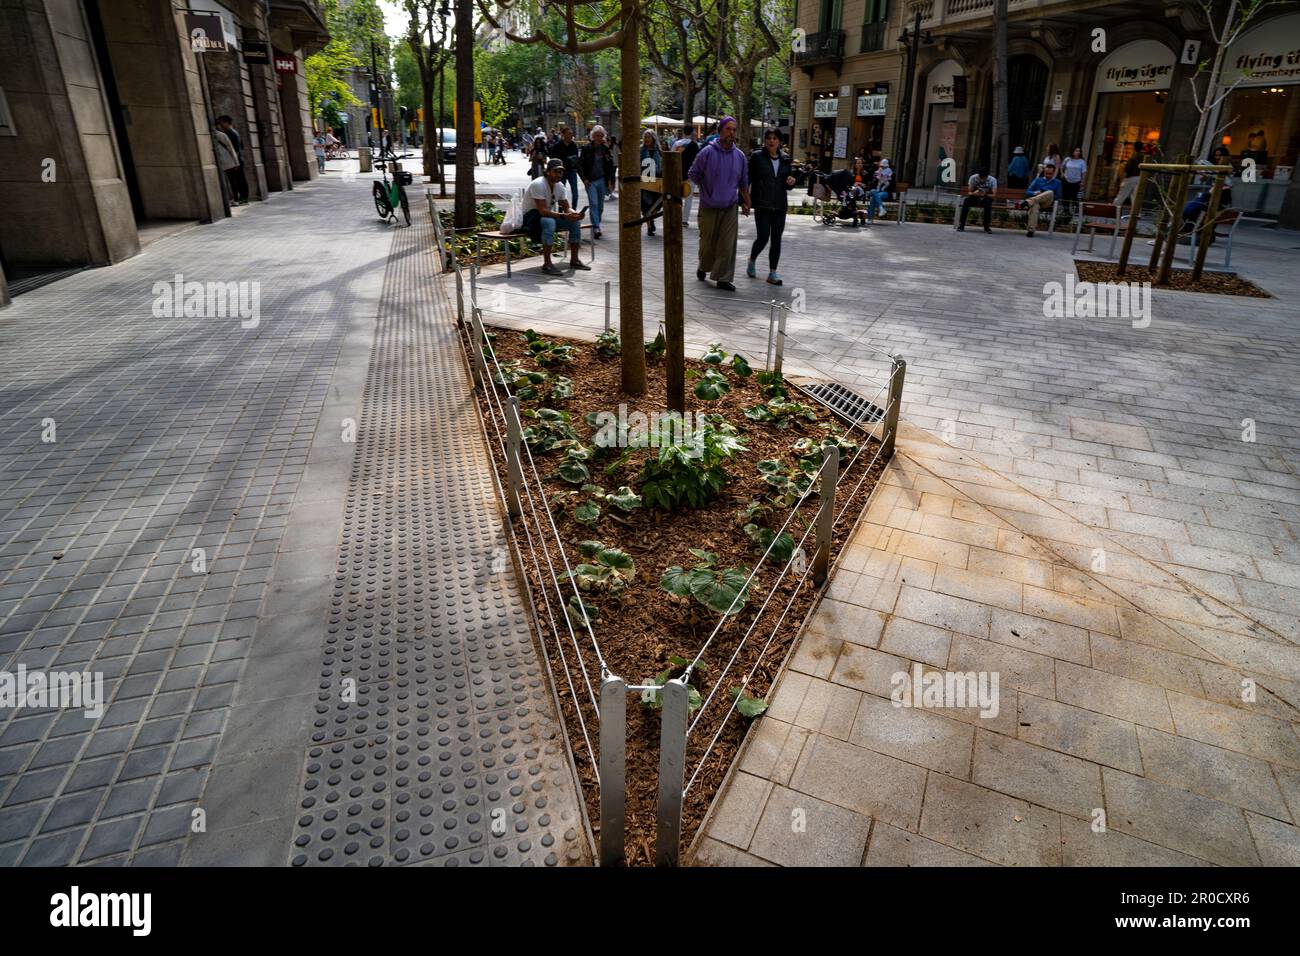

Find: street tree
[704,0,790,140]
[402,1,454,178]
[990,0,1009,175]
[641,2,711,121]
[1186,0,1276,160]
[455,0,477,228]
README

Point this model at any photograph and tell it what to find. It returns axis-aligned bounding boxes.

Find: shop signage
[274,55,298,74]
[1095,40,1175,93]
[184,12,227,52]
[834,126,848,159]
[1221,13,1300,87]
[926,60,964,104]
[242,41,270,65]
[1052,90,1063,111]
[1181,39,1201,65]
[856,94,887,116]
[813,98,839,118]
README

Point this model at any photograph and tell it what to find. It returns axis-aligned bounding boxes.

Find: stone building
[791,0,1300,226]
[0,0,330,303]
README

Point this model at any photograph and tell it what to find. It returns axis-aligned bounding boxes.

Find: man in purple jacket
[687,116,751,291]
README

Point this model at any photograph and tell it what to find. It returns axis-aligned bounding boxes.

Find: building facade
[0,0,330,302]
[791,0,1300,226]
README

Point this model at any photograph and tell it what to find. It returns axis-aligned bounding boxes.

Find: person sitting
[524,158,590,275]
[1022,163,1061,237]
[957,167,997,233]
[867,159,892,224]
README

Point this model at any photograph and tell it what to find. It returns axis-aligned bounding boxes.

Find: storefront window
[1219,87,1299,215]
[1087,91,1164,200]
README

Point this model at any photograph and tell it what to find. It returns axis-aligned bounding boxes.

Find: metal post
[466,307,484,390]
[604,280,612,331]
[881,355,907,461]
[812,445,838,586]
[773,304,787,377]
[598,676,626,866]
[765,300,776,371]
[506,396,523,518]
[655,678,689,867]
[470,261,478,311]
[454,265,464,320]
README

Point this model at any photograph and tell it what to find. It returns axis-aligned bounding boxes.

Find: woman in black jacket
[746,128,797,286]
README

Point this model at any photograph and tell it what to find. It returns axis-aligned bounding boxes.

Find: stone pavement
[0,166,587,866]
[462,191,1300,866]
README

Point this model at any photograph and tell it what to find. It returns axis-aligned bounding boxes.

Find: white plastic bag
[500,188,524,234]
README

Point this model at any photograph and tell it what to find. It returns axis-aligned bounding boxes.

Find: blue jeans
[540,215,582,248]
[586,177,606,229]
[867,189,887,221]
[565,171,580,211]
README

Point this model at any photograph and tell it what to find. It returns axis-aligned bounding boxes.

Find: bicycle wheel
[399,187,410,226]
[373,182,392,220]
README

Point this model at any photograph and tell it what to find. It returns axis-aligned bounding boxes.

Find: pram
[810,168,868,226]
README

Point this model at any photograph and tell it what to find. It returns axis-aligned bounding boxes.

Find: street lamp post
[893,10,930,187]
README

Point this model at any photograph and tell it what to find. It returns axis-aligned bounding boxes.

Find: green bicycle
[372,154,411,226]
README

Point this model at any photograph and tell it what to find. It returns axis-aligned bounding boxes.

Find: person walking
[1112,148,1144,208]
[529,135,549,178]
[745,128,797,286]
[579,125,616,239]
[639,129,663,237]
[675,128,701,227]
[524,158,591,275]
[310,128,328,174]
[687,116,751,291]
[550,126,581,210]
[957,167,997,233]
[1061,147,1087,205]
[1022,162,1061,237]
[216,115,249,204]
[1007,146,1030,189]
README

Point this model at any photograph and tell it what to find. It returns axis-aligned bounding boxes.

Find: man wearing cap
[525,158,590,275]
[687,116,751,291]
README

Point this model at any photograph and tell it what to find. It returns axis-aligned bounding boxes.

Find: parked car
[433,128,456,162]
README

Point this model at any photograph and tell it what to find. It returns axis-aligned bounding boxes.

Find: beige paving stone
[1166,691,1300,769]
[1089,632,1205,696]
[830,643,907,699]
[1191,659,1300,722]
[1168,619,1300,684]
[843,573,902,614]
[789,631,843,681]
[948,634,1056,699]
[704,770,772,850]
[920,512,1001,549]
[967,546,1054,588]
[989,607,1091,665]
[747,784,872,867]
[1051,565,1130,607]
[918,772,1063,866]
[1115,606,1218,658]
[790,676,863,741]
[848,692,975,778]
[1055,660,1174,730]
[863,822,996,866]
[1103,767,1260,866]
[879,528,971,569]
[880,617,953,668]
[1018,693,1143,774]
[1274,767,1300,826]
[918,493,956,516]
[806,597,886,650]
[765,670,811,725]
[932,566,1024,613]
[788,733,928,831]
[737,718,808,787]
[1135,725,1291,819]
[1059,815,1206,866]
[895,585,991,639]
[972,728,1103,819]
[953,499,1009,528]
[1022,584,1121,635]
[1245,812,1300,866]
[691,836,776,866]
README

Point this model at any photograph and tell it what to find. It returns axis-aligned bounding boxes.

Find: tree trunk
[733,71,755,149]
[454,0,476,229]
[619,1,646,395]
[991,0,1009,175]
[682,76,696,124]
[422,68,436,177]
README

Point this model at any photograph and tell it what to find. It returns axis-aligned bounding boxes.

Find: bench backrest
[1080,202,1118,219]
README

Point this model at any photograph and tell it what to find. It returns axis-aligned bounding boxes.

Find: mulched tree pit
[1075,259,1271,298]
[466,324,886,865]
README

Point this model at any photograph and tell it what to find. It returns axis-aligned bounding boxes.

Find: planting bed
[466,324,887,865]
[1075,259,1270,297]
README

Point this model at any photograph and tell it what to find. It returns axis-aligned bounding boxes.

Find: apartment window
[818,0,843,31]
[861,0,889,51]
[865,0,888,22]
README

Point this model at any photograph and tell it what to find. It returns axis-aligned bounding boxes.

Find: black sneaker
[956,225,965,232]
[983,228,992,234]
[716,281,736,292]
[696,270,706,282]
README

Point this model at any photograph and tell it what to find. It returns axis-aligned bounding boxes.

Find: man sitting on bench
[957,167,997,234]
[1022,163,1061,238]
[525,158,590,275]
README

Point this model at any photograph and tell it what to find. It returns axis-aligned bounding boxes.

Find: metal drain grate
[796,380,885,425]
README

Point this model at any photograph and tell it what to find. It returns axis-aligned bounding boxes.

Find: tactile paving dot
[289,211,590,866]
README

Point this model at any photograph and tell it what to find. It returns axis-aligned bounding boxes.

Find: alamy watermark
[152,273,260,328]
[1043,275,1150,328]
[0,665,104,718]
[589,404,710,457]
[891,664,1000,719]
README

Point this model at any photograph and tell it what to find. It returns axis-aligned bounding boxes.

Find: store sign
[834,126,848,159]
[856,94,887,116]
[274,55,298,74]
[1221,13,1300,87]
[242,41,270,65]
[185,12,227,52]
[813,98,839,118]
[1095,40,1175,92]
[926,60,964,104]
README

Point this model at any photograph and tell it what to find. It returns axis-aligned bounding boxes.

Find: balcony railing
[860,20,888,53]
[905,0,1048,27]
[794,29,846,69]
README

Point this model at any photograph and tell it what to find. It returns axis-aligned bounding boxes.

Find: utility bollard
[774,304,788,378]
[505,396,522,518]
[604,281,612,332]
[813,445,838,586]
[655,678,689,867]
[881,355,907,461]
[765,300,777,372]
[599,676,627,867]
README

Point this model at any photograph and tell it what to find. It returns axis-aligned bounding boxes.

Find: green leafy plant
[574,500,600,525]
[731,353,753,378]
[566,593,600,628]
[745,398,818,429]
[645,328,666,358]
[754,370,787,399]
[582,483,642,513]
[730,686,769,718]
[661,549,751,616]
[792,435,859,471]
[742,523,796,563]
[554,442,593,484]
[522,408,578,450]
[522,328,577,366]
[693,368,731,400]
[595,329,620,358]
[572,540,636,596]
[757,457,814,509]
[639,418,745,511]
[701,342,728,365]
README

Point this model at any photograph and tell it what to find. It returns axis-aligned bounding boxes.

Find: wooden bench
[1071,201,1121,258]
[879,182,909,224]
[473,223,595,277]
[1182,207,1242,270]
[958,185,1058,234]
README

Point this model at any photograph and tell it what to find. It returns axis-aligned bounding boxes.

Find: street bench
[473,224,595,277]
[880,182,909,223]
[958,185,1058,234]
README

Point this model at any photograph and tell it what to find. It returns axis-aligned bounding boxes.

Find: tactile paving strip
[288,202,589,867]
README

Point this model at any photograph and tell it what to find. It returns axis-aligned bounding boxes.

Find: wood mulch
[1075,259,1271,298]
[466,325,886,866]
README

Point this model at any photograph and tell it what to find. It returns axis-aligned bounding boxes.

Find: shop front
[915,59,965,187]
[1213,11,1300,217]
[1083,39,1174,200]
[807,90,842,172]
[851,86,889,164]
